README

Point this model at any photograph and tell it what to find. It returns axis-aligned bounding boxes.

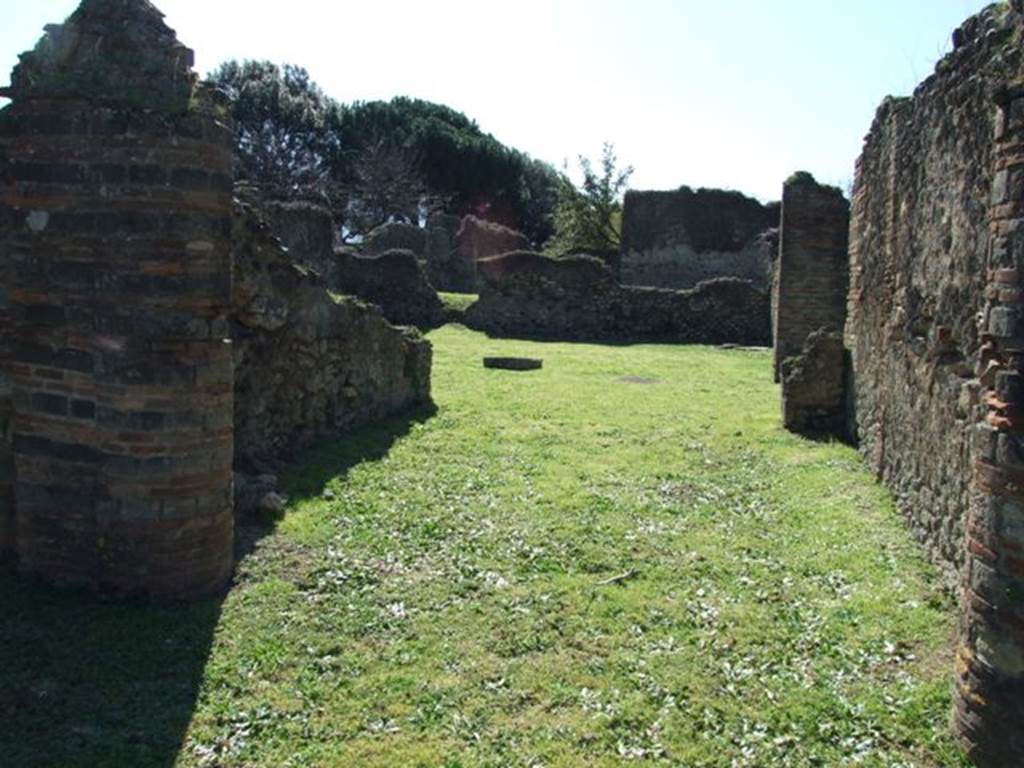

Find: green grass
[0,326,967,767]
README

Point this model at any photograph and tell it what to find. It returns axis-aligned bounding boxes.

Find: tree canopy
[209,61,562,244]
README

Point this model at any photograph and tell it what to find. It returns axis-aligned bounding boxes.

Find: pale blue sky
[1,0,995,200]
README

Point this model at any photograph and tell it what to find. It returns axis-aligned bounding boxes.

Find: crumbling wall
[465,251,770,345]
[845,7,1019,582]
[357,214,530,294]
[780,330,846,436]
[0,0,235,598]
[363,221,428,258]
[841,6,1024,762]
[772,174,850,383]
[620,188,777,290]
[264,201,337,282]
[334,248,445,329]
[232,204,432,468]
[423,213,467,291]
[0,202,12,554]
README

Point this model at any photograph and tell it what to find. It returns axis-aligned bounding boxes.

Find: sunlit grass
[1,325,966,767]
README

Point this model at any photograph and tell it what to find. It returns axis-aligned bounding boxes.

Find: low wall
[232,204,433,469]
[620,188,778,290]
[465,251,770,345]
[334,248,445,328]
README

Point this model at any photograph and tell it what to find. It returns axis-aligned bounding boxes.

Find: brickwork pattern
[954,82,1024,768]
[0,0,235,598]
[845,7,1020,584]
[772,175,849,382]
[0,199,12,553]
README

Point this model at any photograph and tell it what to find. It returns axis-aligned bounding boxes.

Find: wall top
[3,0,196,113]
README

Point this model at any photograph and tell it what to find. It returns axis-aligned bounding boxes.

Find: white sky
[2,0,995,200]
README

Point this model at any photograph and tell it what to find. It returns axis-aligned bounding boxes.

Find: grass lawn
[1,325,967,767]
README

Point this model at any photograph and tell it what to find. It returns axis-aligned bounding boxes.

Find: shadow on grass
[281,401,438,504]
[0,553,222,768]
[0,403,438,768]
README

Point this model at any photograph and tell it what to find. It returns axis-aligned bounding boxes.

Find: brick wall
[772,174,849,383]
[839,4,1024,761]
[0,0,235,598]
[0,200,12,553]
[954,81,1024,768]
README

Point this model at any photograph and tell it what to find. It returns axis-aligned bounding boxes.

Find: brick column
[954,83,1024,766]
[0,0,235,598]
[772,174,850,382]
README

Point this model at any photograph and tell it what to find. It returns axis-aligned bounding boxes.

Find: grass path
[1,326,966,767]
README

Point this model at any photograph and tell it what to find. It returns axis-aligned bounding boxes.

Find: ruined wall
[0,203,12,554]
[357,215,531,294]
[232,204,432,469]
[846,6,1022,584]
[620,188,777,290]
[954,76,1024,768]
[363,221,428,258]
[772,174,850,382]
[465,251,770,345]
[264,201,337,283]
[423,213,467,291]
[780,330,846,436]
[0,0,236,599]
[334,248,445,329]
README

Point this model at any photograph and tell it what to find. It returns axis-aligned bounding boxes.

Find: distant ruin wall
[232,205,432,469]
[0,0,235,598]
[358,214,530,294]
[334,248,445,329]
[465,252,770,345]
[773,174,850,388]
[620,189,777,290]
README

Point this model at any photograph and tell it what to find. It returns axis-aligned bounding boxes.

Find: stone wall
[954,79,1024,768]
[845,7,1020,584]
[232,204,432,469]
[363,221,427,258]
[264,201,337,283]
[839,5,1023,763]
[334,248,445,329]
[0,0,235,598]
[465,251,770,345]
[357,214,530,294]
[772,174,850,383]
[0,203,12,554]
[620,188,778,290]
[780,330,846,436]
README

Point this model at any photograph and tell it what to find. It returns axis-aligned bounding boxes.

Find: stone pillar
[772,173,850,382]
[0,0,235,598]
[954,83,1024,766]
